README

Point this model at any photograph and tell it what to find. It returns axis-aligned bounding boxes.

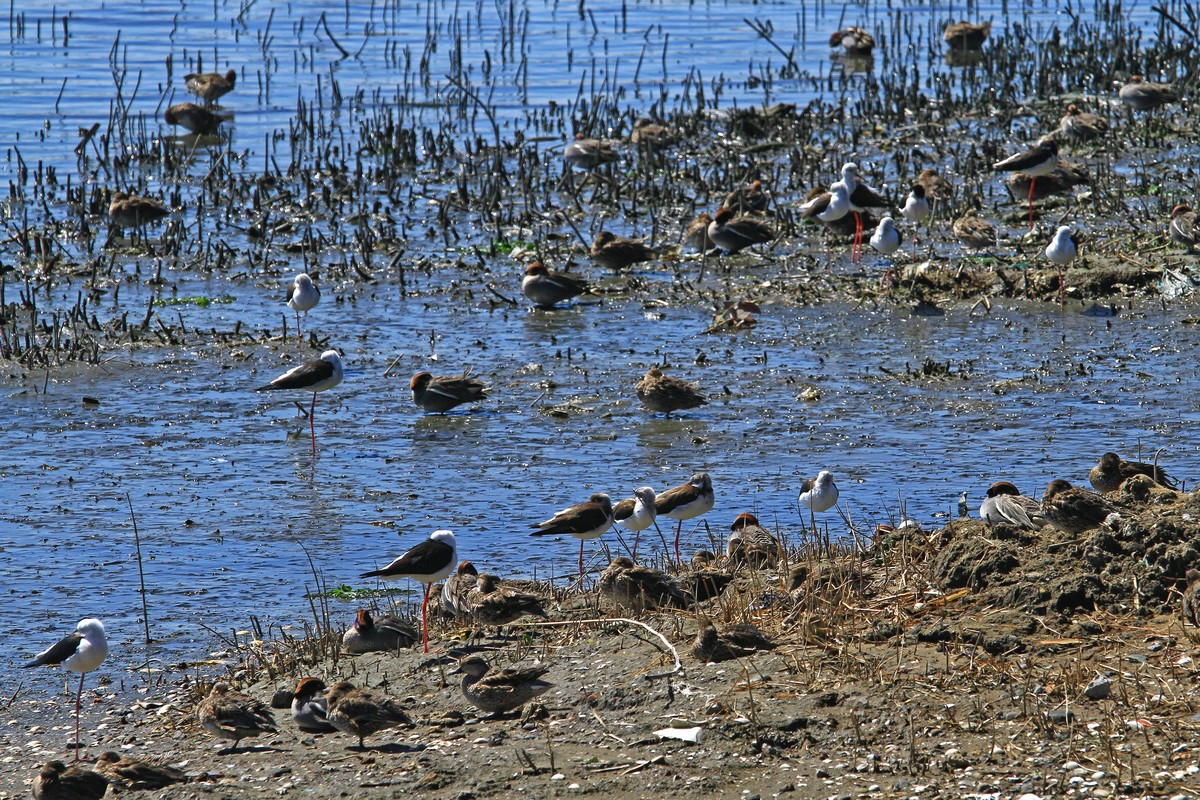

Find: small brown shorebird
[196,683,278,752]
[828,26,875,56]
[706,208,776,254]
[630,118,675,151]
[94,751,188,791]
[453,656,553,716]
[164,101,225,135]
[360,530,457,653]
[993,140,1058,230]
[24,618,108,760]
[979,482,1043,529]
[563,134,618,170]
[410,370,489,413]
[597,556,691,612]
[635,367,707,415]
[185,68,237,104]
[1041,480,1119,534]
[692,622,776,663]
[656,472,715,564]
[521,262,593,308]
[915,168,952,205]
[341,609,418,654]
[590,230,656,270]
[1118,75,1178,111]
[943,20,991,49]
[530,493,614,584]
[1182,569,1200,630]
[1169,205,1197,253]
[324,680,412,749]
[1089,452,1175,493]
[255,349,344,457]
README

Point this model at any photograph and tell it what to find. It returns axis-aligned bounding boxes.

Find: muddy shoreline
[5,482,1200,800]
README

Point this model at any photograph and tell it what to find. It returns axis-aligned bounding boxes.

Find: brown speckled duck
[635,367,706,415]
[324,680,412,749]
[185,69,237,104]
[410,370,490,413]
[466,573,548,626]
[196,682,278,752]
[1041,479,1119,535]
[164,101,226,135]
[94,751,187,791]
[589,230,656,270]
[32,761,109,800]
[453,656,554,715]
[597,556,690,612]
[1089,452,1175,493]
[692,623,776,663]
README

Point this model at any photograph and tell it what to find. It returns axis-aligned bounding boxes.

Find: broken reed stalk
[125,492,152,647]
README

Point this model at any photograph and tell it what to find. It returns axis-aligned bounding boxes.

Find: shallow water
[0,0,1194,697]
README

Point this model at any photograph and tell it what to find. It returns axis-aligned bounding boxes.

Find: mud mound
[927,484,1199,616]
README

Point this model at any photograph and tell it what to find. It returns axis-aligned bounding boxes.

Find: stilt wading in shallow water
[992,140,1058,231]
[360,530,458,653]
[255,349,344,457]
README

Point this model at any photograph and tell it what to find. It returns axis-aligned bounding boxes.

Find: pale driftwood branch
[517,617,683,680]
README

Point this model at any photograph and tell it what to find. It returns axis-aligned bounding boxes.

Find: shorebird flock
[25,440,1186,795]
[23,16,1200,796]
